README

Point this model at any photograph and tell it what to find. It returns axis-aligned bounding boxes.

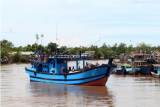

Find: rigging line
[95,35,101,46]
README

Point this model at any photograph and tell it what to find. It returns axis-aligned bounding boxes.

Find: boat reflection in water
[29,82,115,106]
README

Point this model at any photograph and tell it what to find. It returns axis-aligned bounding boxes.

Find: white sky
[1,0,160,47]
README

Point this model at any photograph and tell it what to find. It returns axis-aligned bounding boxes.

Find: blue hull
[25,65,115,86]
[151,72,160,78]
[125,68,136,75]
[114,66,125,74]
[137,65,151,75]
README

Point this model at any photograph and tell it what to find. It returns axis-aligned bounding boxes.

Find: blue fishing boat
[25,51,116,86]
[135,61,152,75]
[151,64,160,78]
[121,63,136,75]
[125,67,136,75]
[113,66,126,74]
[114,64,136,75]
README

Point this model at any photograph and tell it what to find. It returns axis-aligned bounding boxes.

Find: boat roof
[30,54,92,62]
[152,64,160,67]
[134,61,146,63]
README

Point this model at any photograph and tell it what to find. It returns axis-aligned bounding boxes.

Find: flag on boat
[80,45,83,48]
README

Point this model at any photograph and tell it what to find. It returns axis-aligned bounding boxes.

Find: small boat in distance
[113,66,126,75]
[151,64,160,78]
[124,64,136,75]
[25,50,116,86]
[113,64,136,75]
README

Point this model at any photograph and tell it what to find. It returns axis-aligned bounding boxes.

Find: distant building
[85,51,95,56]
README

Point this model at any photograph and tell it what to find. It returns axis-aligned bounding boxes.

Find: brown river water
[1,60,160,107]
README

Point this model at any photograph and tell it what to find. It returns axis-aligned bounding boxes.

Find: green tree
[46,42,58,54]
[32,43,36,52]
[88,45,101,59]
[60,46,68,54]
[117,43,127,55]
[1,39,14,58]
[13,50,21,62]
[25,44,32,51]
[111,43,117,54]
[136,42,151,54]
[157,46,160,52]
[126,44,133,54]
[99,43,109,58]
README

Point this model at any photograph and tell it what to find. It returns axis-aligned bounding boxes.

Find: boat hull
[126,68,136,75]
[25,65,115,86]
[114,66,125,74]
[151,72,160,78]
[137,65,151,75]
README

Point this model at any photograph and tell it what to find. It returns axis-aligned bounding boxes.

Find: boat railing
[30,54,92,62]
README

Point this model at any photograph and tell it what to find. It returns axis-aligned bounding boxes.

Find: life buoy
[44,57,47,62]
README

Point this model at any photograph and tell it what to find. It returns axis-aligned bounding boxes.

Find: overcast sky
[1,0,160,47]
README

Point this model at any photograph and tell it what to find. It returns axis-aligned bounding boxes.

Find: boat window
[141,62,146,65]
[57,60,60,64]
[135,63,140,66]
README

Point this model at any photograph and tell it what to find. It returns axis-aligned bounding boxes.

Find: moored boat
[135,61,153,75]
[125,66,136,75]
[25,52,116,86]
[151,64,160,78]
[113,66,126,74]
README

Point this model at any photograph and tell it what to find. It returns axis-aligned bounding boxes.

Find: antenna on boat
[41,34,44,51]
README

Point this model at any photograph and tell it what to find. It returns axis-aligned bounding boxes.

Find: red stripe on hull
[79,77,108,86]
[128,72,136,75]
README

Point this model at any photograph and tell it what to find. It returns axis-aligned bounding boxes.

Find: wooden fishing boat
[25,51,116,86]
[125,66,136,75]
[114,64,136,75]
[113,66,126,74]
[151,64,160,78]
[135,61,152,75]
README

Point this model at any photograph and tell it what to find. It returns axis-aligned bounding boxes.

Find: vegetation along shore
[1,39,160,63]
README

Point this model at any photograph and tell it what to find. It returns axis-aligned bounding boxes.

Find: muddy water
[1,60,160,107]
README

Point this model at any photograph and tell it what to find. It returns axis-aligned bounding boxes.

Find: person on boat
[96,61,99,66]
[72,66,75,71]
[52,68,55,73]
[86,62,89,67]
[44,57,47,62]
[38,55,41,61]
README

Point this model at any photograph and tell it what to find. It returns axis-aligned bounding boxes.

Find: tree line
[1,39,160,62]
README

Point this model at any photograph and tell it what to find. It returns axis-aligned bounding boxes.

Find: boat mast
[56,24,58,54]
